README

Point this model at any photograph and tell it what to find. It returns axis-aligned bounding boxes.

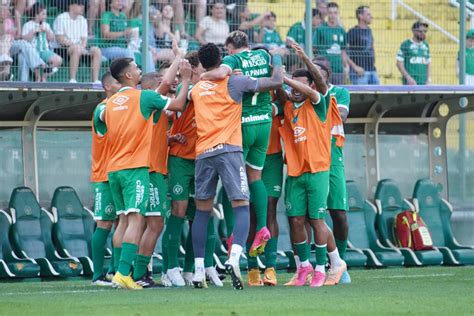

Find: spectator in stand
[286,9,323,48]
[22,3,62,82]
[151,4,177,62]
[0,3,15,80]
[347,5,379,85]
[126,1,156,72]
[313,2,348,84]
[396,21,431,85]
[258,12,288,57]
[195,1,229,46]
[316,0,328,21]
[53,0,102,83]
[239,5,270,45]
[100,0,134,61]
[457,29,474,85]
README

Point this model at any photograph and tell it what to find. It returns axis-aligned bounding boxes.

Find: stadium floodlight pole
[142,0,150,74]
[304,0,313,58]
[459,0,466,199]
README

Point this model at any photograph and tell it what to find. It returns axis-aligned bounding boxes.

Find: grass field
[0,267,473,315]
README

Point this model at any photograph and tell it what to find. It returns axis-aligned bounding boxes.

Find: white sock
[294,255,301,270]
[315,265,325,273]
[229,244,243,266]
[300,259,311,268]
[328,248,343,267]
[195,257,204,272]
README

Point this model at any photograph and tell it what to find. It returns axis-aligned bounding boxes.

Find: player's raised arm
[200,63,232,81]
[291,43,328,95]
[166,60,192,112]
[156,40,183,95]
[284,76,320,104]
[254,54,283,92]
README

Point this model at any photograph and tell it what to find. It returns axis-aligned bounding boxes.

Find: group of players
[89,29,351,290]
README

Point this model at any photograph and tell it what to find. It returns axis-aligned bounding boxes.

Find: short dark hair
[141,72,161,90]
[327,2,339,9]
[312,9,323,19]
[412,21,428,30]
[109,58,134,82]
[184,51,200,68]
[292,69,313,84]
[198,43,222,70]
[101,71,115,89]
[29,3,46,19]
[225,30,249,49]
[356,5,369,19]
[269,11,276,19]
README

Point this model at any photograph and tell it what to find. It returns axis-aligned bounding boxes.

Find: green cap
[467,29,474,38]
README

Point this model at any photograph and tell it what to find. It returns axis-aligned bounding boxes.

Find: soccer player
[105,57,192,290]
[165,51,224,287]
[190,43,283,290]
[90,72,121,286]
[278,58,346,287]
[201,30,275,265]
[130,66,181,288]
[311,54,351,284]
[258,107,284,286]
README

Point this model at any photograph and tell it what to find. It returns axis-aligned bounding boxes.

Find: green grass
[0,267,473,315]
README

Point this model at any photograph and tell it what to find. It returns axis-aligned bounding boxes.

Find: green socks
[117,242,138,276]
[204,218,216,268]
[113,247,122,273]
[107,246,115,274]
[222,191,234,237]
[335,238,347,260]
[167,215,185,269]
[183,228,194,273]
[294,241,309,262]
[91,227,110,281]
[247,242,258,269]
[249,180,268,230]
[264,237,278,268]
[133,254,151,280]
[315,243,328,266]
[161,227,169,273]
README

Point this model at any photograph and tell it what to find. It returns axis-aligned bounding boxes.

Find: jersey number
[251,92,260,106]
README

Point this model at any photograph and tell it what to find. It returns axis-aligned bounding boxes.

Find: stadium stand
[375,179,444,266]
[345,180,405,267]
[0,209,41,278]
[50,186,97,275]
[8,186,83,277]
[413,178,474,265]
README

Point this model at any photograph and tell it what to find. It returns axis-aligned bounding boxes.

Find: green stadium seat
[8,187,83,277]
[345,180,404,267]
[375,179,444,267]
[0,210,40,278]
[413,179,474,265]
[325,215,368,268]
[50,186,96,275]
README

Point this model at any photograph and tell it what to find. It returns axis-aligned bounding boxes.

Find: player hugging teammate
[90,31,351,290]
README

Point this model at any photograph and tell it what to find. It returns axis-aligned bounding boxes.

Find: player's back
[105,87,153,173]
[91,100,109,182]
[191,77,242,157]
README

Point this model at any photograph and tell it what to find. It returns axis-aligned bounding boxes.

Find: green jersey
[314,25,347,73]
[222,49,272,125]
[328,85,350,166]
[286,21,316,46]
[396,39,431,85]
[262,27,284,49]
[93,102,107,136]
[100,11,128,48]
[461,47,474,75]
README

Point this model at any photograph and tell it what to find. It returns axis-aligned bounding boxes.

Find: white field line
[367,273,454,279]
[0,289,109,297]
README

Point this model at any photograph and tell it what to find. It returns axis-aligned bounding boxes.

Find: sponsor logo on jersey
[293,126,307,143]
[135,180,145,208]
[112,95,129,105]
[241,113,270,123]
[199,81,217,90]
[240,167,248,194]
[173,184,184,195]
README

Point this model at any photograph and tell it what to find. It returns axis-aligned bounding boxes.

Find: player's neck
[358,21,368,29]
[234,47,249,54]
